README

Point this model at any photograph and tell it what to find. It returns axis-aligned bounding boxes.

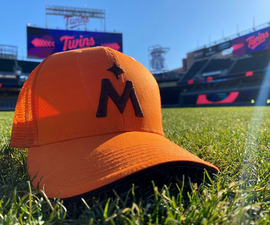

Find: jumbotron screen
[27,26,123,59]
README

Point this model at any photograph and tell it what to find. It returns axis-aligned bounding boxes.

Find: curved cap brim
[28,132,219,199]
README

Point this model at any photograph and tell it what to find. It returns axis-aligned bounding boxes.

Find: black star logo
[107,62,124,79]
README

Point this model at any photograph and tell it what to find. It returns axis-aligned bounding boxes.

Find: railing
[192,21,270,52]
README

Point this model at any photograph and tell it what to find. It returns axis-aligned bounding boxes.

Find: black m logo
[96,79,144,117]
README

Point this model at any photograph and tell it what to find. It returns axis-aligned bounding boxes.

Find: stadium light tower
[148,45,169,74]
[45,5,106,31]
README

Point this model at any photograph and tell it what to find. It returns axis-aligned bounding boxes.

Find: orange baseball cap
[10,47,218,199]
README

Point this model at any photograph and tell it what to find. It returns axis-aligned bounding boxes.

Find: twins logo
[96,62,144,118]
[246,31,269,50]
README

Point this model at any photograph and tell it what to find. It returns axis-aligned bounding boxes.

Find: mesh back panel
[10,66,39,148]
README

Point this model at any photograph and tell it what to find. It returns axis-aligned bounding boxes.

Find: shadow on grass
[61,163,217,220]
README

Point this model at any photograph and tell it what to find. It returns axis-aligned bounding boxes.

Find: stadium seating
[0,58,39,74]
[154,71,182,81]
[0,58,39,110]
[180,59,208,81]
[201,58,234,75]
[157,48,270,107]
[0,78,21,86]
[18,60,39,74]
[178,50,270,84]
[0,59,16,73]
[229,51,270,75]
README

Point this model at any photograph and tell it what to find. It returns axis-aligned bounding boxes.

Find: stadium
[2,21,270,110]
[1,2,270,224]
[156,22,270,107]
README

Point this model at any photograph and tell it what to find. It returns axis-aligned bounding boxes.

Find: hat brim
[28,131,219,199]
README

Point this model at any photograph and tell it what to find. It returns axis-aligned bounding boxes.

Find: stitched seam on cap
[106,47,128,129]
[35,128,164,147]
[106,47,120,65]
[48,126,161,139]
[32,55,53,146]
[103,47,126,129]
[106,48,125,80]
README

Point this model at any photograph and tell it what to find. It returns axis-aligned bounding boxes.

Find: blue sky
[1,0,270,70]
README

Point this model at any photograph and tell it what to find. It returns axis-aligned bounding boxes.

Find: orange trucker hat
[10,47,218,199]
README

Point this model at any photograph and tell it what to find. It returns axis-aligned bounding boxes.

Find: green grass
[1,107,270,224]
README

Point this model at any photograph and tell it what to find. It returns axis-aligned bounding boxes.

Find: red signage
[196,92,239,105]
[60,35,95,51]
[27,26,123,59]
[233,27,270,56]
[246,31,269,50]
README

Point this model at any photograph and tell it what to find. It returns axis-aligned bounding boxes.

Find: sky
[1,0,270,71]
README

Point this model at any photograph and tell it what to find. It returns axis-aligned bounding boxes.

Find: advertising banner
[205,45,217,56]
[232,27,270,56]
[217,41,232,51]
[191,40,231,60]
[27,26,123,59]
[196,92,239,105]
[193,49,205,59]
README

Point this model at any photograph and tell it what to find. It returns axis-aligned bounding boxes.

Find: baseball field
[1,107,270,224]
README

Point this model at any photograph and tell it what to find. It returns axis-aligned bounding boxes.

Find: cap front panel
[112,50,163,134]
[34,48,163,146]
[35,48,124,145]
